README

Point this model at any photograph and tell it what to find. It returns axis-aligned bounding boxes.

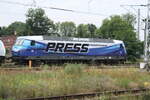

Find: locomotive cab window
[120,44,123,48]
[22,39,35,46]
[31,40,35,46]
[15,39,24,46]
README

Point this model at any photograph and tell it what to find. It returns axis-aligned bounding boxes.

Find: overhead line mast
[137,9,140,40]
[121,1,150,68]
[144,0,150,62]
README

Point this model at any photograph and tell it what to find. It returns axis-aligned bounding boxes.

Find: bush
[1,67,150,99]
[64,64,84,75]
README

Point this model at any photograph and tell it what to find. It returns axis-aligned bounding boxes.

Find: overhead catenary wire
[120,5,133,14]
[120,4,147,7]
[42,6,107,16]
[0,0,107,16]
[120,5,145,19]
[0,0,32,6]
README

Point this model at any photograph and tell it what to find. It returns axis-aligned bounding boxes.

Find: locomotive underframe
[12,55,126,64]
[0,56,5,64]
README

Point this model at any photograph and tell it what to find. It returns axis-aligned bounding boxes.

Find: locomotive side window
[35,42,45,48]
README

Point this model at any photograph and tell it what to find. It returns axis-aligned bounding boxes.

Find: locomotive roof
[17,36,124,43]
[43,36,114,43]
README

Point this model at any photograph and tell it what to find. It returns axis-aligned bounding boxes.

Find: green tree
[26,8,55,35]
[0,27,8,36]
[54,22,61,35]
[60,21,76,37]
[76,24,89,38]
[87,24,97,38]
[98,15,143,61]
[0,22,27,36]
[6,21,27,36]
[122,13,136,27]
[76,24,97,38]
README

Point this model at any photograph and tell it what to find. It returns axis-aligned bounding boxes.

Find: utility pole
[144,0,150,62]
[32,0,36,7]
[137,9,140,40]
[121,2,150,69]
[88,0,93,12]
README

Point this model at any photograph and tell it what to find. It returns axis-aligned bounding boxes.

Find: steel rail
[22,88,150,100]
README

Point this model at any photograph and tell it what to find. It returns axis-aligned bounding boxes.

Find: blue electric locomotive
[12,36,127,63]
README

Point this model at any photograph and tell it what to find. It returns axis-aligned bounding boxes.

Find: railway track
[22,88,150,100]
[0,63,139,71]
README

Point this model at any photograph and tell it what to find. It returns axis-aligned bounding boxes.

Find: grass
[0,64,150,99]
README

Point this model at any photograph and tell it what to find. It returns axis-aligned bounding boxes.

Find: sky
[0,0,148,40]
